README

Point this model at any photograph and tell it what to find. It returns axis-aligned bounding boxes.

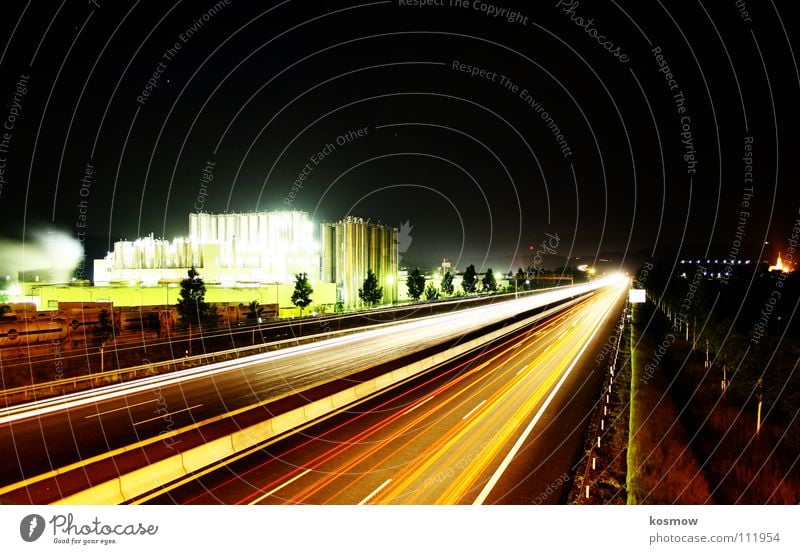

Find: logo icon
[20,514,45,542]
[398,220,413,261]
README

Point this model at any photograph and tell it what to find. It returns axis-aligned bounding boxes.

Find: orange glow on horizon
[768,252,792,273]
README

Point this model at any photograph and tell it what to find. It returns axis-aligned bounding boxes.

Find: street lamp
[387,274,396,304]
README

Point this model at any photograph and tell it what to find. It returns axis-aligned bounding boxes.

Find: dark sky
[1,0,799,277]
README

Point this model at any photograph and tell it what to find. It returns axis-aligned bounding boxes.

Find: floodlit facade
[321,216,398,307]
[94,211,320,286]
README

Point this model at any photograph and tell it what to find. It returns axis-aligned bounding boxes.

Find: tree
[92,308,115,371]
[462,264,477,294]
[441,271,454,296]
[176,267,215,329]
[246,300,264,322]
[358,269,383,306]
[515,268,526,290]
[291,273,313,316]
[482,268,497,292]
[424,282,440,301]
[407,268,426,301]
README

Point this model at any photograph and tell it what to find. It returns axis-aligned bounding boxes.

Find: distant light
[629,289,646,303]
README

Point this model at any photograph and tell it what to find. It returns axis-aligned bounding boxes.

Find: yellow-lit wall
[25,282,336,313]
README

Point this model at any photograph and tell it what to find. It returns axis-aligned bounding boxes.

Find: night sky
[1,0,799,278]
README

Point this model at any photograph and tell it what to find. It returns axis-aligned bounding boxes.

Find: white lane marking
[404,395,435,415]
[473,288,623,505]
[133,404,203,426]
[358,478,393,505]
[84,398,156,419]
[248,468,312,505]
[462,399,487,420]
[255,364,292,375]
[516,365,528,376]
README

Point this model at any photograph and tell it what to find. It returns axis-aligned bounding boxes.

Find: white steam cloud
[0,229,84,283]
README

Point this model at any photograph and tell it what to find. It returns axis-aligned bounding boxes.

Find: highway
[142,281,627,505]
[0,278,622,497]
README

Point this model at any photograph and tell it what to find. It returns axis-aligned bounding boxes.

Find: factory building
[94,211,320,286]
[321,216,399,307]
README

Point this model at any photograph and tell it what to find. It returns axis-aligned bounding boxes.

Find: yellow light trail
[366,283,626,504]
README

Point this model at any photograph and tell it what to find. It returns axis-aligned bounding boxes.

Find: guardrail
[0,282,587,407]
[0,319,396,407]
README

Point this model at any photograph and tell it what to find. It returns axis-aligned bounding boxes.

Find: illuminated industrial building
[94,211,320,286]
[321,217,398,307]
